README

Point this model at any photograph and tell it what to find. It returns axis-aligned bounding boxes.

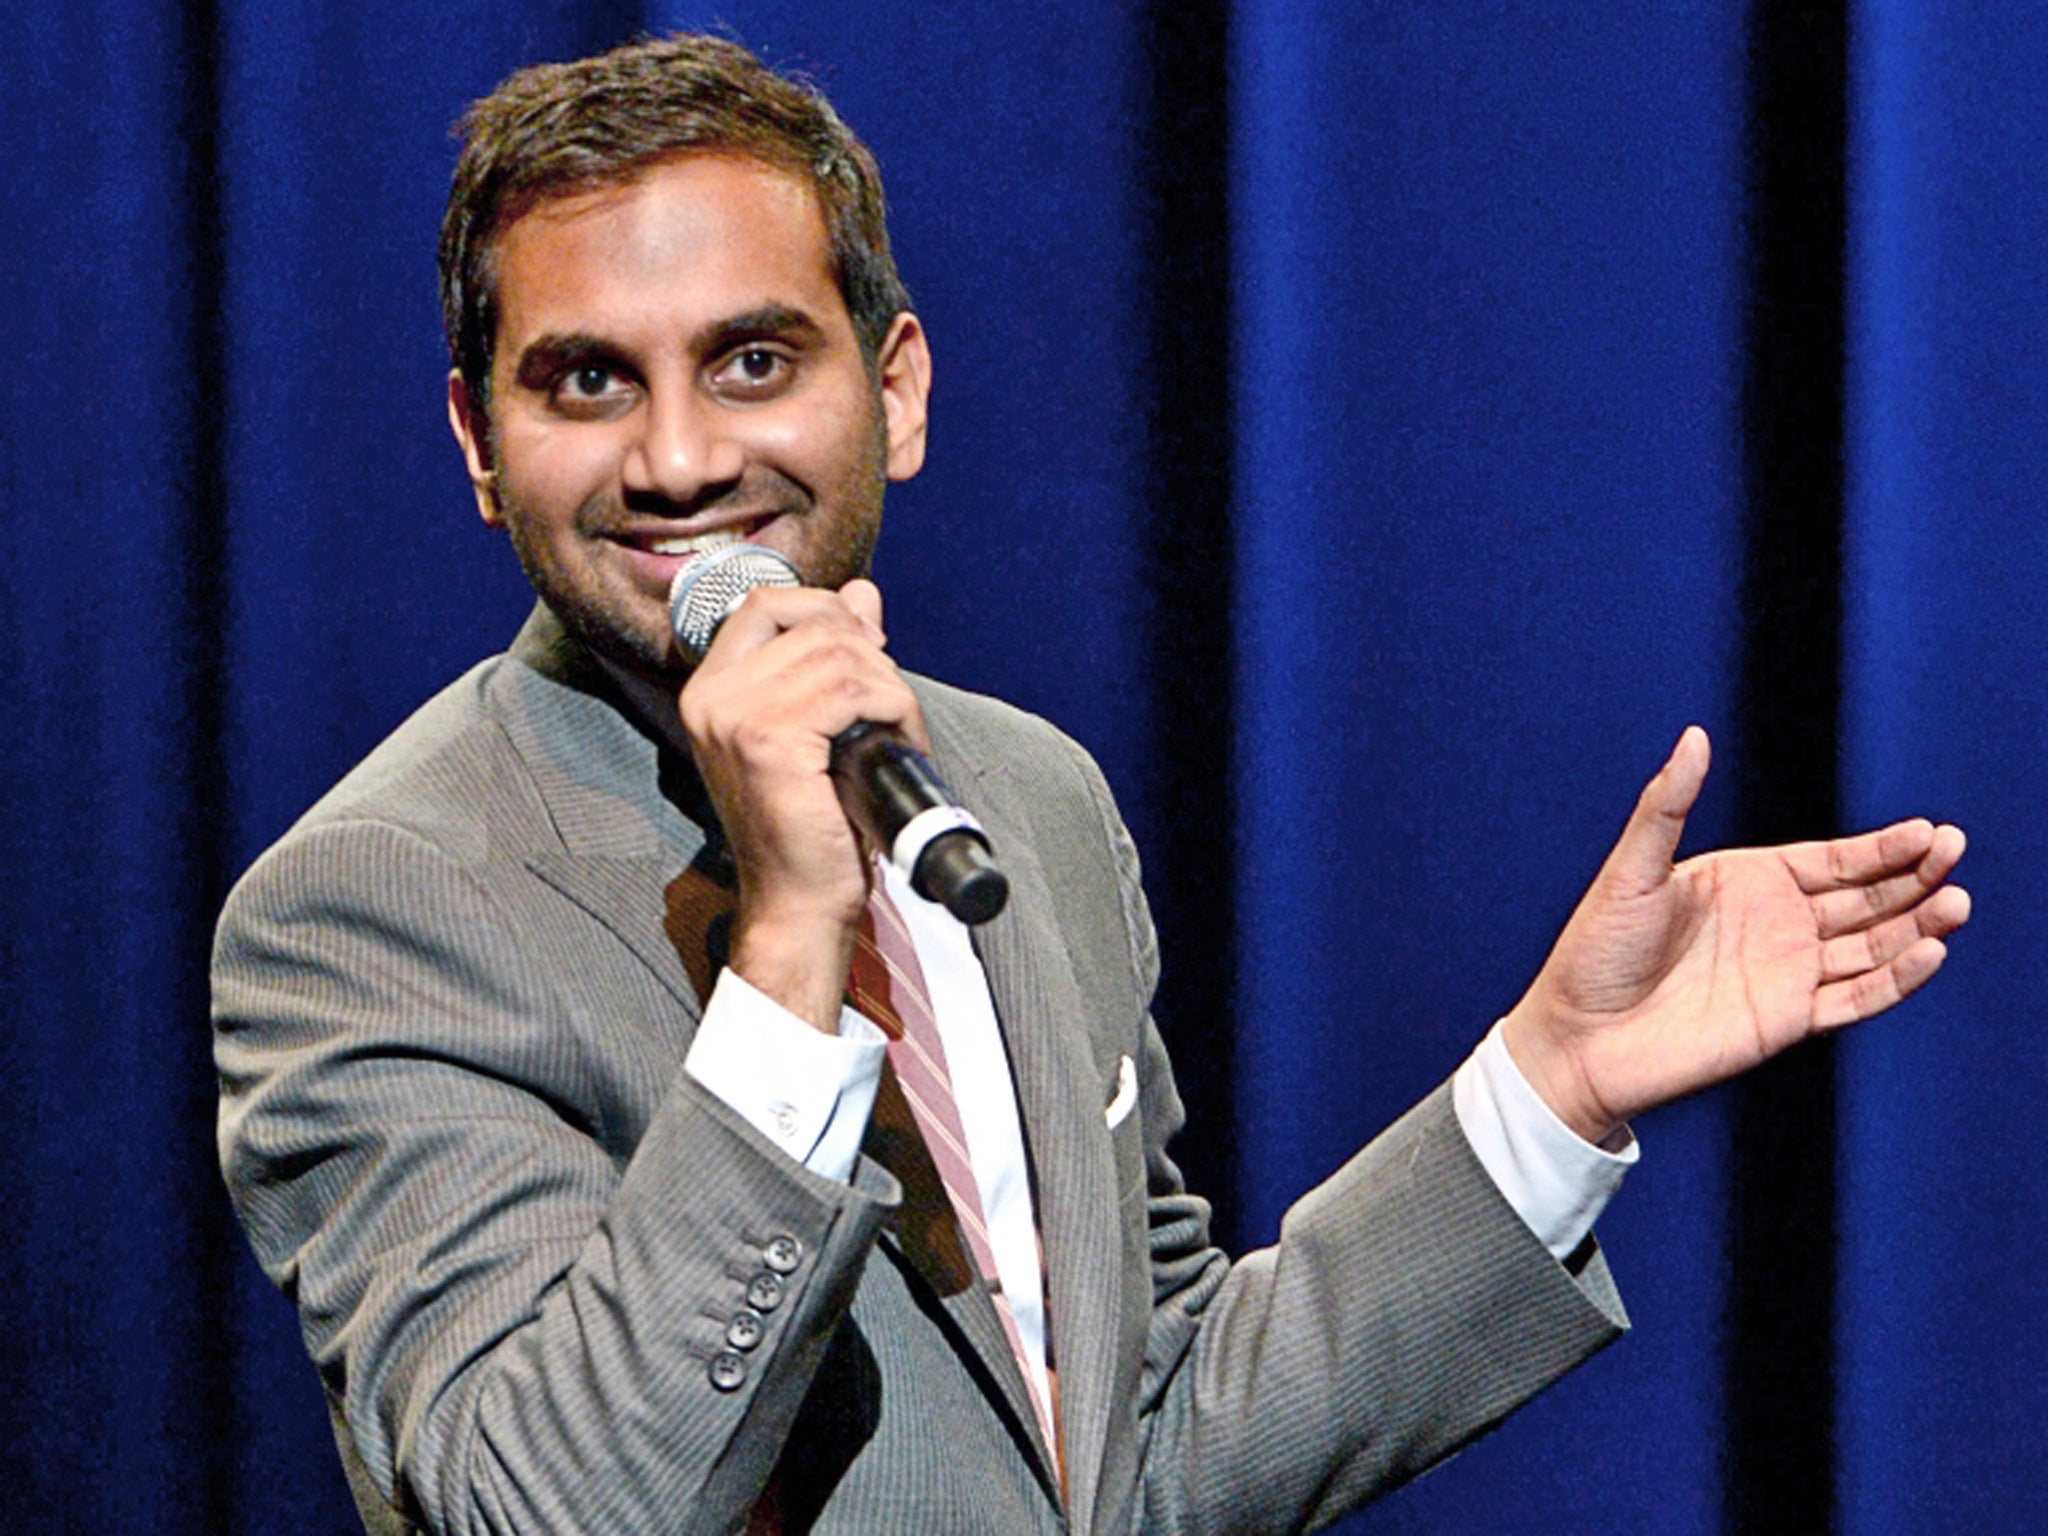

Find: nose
[621,387,745,507]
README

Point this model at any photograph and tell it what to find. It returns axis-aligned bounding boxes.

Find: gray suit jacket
[214,608,1626,1535]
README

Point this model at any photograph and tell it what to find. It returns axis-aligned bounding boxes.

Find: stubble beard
[497,496,680,678]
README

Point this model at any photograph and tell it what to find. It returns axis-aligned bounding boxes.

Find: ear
[875,313,932,482]
[447,370,503,527]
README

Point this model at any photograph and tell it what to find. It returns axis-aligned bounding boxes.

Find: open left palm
[1502,727,1970,1144]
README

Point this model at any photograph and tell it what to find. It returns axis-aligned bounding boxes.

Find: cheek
[734,408,822,468]
[755,380,884,478]
[496,425,617,516]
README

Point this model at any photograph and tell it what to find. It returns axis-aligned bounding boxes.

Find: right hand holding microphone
[678,574,925,1033]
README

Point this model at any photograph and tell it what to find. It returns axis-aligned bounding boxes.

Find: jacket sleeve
[1052,742,1631,1536]
[213,816,898,1535]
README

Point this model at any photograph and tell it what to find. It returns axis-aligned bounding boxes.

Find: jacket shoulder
[908,673,1110,808]
[265,656,544,863]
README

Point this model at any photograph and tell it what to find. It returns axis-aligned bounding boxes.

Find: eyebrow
[696,304,829,351]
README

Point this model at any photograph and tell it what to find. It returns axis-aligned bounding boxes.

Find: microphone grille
[667,544,802,661]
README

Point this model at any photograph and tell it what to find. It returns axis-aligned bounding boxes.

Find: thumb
[1603,726,1710,893]
[837,577,887,645]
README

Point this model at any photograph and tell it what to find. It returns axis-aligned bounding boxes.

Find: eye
[710,346,793,399]
[549,363,635,416]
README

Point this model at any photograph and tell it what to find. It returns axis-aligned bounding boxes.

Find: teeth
[647,530,741,557]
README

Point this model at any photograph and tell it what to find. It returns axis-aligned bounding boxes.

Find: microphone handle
[829,721,1010,925]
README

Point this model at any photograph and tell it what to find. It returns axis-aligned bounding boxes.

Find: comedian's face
[450,152,931,677]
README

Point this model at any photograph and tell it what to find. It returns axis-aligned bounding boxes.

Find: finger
[689,590,933,766]
[1603,726,1710,892]
[1811,867,1941,938]
[1810,851,1968,938]
[1813,936,1947,1030]
[769,640,924,748]
[819,581,930,749]
[687,619,906,748]
[1918,823,1968,886]
[783,627,932,752]
[706,584,874,664]
[755,622,913,714]
[1780,817,1944,894]
[836,578,887,643]
[1818,884,1972,982]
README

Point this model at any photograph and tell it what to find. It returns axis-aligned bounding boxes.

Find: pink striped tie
[847,882,1057,1457]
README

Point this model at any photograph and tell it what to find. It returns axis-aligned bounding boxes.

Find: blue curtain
[4,1,2039,1530]
[1839,4,2048,1530]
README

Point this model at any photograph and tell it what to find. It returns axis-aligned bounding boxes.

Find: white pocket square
[1104,1054,1138,1128]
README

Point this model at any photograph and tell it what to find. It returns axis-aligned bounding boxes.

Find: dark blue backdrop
[3,1,2041,1531]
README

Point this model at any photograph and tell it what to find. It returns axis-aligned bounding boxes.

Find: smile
[645,529,743,558]
[604,518,779,593]
[609,515,771,560]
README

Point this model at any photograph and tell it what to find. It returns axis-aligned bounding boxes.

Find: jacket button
[746,1272,785,1313]
[726,1309,765,1351]
[708,1351,747,1392]
[763,1234,803,1274]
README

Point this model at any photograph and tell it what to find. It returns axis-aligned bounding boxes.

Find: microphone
[668,545,1010,925]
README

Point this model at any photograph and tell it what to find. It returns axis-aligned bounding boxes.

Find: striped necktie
[847,880,1058,1458]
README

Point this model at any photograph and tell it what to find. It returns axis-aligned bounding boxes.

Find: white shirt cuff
[1452,1020,1639,1263]
[683,967,887,1183]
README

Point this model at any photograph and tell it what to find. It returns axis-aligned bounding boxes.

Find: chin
[539,591,676,678]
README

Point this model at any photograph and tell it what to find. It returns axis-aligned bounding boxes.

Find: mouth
[614,518,762,558]
[606,518,776,590]
[639,527,749,559]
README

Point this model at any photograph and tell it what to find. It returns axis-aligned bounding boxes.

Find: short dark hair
[439,33,911,404]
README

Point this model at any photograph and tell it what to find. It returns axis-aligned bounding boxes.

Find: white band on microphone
[891,804,985,885]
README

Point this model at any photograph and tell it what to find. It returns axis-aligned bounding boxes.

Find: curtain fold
[1229,6,1743,1530]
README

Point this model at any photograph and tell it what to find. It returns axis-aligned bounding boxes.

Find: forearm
[412,1081,892,1533]
[1135,1085,1627,1536]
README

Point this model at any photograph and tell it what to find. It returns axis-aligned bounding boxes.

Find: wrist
[1500,999,1618,1146]
[728,901,860,1035]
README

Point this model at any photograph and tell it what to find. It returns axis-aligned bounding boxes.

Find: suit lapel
[488,610,714,1031]
[928,706,1123,1534]
[848,702,1065,1484]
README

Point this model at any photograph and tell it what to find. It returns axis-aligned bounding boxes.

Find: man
[213,34,1969,1536]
